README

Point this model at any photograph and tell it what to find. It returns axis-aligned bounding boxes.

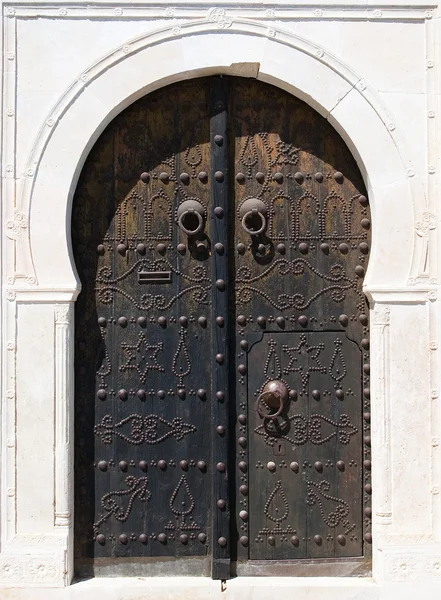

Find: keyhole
[278,443,283,453]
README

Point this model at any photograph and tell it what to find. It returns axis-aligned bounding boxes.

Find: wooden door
[73,76,371,579]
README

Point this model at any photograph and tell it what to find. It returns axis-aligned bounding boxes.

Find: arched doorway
[72,76,371,579]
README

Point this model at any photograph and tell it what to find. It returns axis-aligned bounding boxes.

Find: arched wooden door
[73,76,371,579]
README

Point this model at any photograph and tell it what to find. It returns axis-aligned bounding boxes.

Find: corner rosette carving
[207,7,233,29]
[6,211,28,239]
[415,212,436,237]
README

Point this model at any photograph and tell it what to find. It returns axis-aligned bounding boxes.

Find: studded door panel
[229,79,371,561]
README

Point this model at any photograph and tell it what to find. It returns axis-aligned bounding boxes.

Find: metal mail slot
[138,271,172,283]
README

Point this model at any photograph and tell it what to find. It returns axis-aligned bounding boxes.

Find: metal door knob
[256,379,289,419]
[239,198,267,235]
[177,200,205,236]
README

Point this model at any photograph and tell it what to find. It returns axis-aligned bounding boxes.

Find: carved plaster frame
[1,6,440,588]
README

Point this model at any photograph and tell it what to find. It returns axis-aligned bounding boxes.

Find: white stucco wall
[1,1,441,597]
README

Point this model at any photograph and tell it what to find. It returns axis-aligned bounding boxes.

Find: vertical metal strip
[210,77,230,580]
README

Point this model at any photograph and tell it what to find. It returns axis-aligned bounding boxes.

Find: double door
[73,76,371,578]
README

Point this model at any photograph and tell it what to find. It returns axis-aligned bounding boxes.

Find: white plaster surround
[1,1,441,597]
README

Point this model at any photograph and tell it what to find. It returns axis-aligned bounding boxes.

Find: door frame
[3,21,430,589]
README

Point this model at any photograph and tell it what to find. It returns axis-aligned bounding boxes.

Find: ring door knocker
[177,199,206,236]
[256,380,290,420]
[239,198,267,236]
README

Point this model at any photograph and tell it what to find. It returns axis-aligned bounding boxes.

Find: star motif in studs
[282,334,326,392]
[120,332,164,383]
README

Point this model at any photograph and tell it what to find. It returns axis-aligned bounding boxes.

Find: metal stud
[137,389,146,400]
[218,537,227,547]
[136,243,146,254]
[117,243,127,255]
[237,315,246,326]
[157,316,167,327]
[320,243,330,254]
[257,243,266,255]
[365,507,372,518]
[198,533,207,543]
[359,314,368,325]
[216,391,225,401]
[267,461,276,472]
[198,171,208,183]
[268,536,276,546]
[198,316,207,327]
[216,353,225,364]
[290,462,299,472]
[294,172,304,183]
[238,364,247,375]
[363,363,370,375]
[217,499,226,509]
[119,461,128,472]
[314,461,323,472]
[240,340,249,351]
[336,460,345,471]
[358,194,368,206]
[276,316,285,327]
[156,243,166,254]
[158,533,167,543]
[359,242,369,254]
[238,461,247,472]
[139,460,148,472]
[256,172,265,183]
[140,172,150,183]
[216,279,225,291]
[277,243,286,254]
[118,389,128,400]
[98,317,107,327]
[314,172,323,182]
[214,134,224,146]
[216,425,225,435]
[298,315,308,327]
[239,512,248,523]
[334,171,344,183]
[197,460,206,471]
[139,533,148,544]
[361,218,371,230]
[339,243,349,254]
[291,536,300,546]
[257,316,266,327]
[337,534,346,545]
[336,389,344,400]
[97,244,105,255]
[339,314,349,327]
[365,435,371,446]
[157,390,166,399]
[177,243,186,255]
[119,534,128,544]
[177,389,186,399]
[238,437,247,448]
[179,316,188,327]
[118,316,128,327]
[274,172,284,183]
[289,390,298,401]
[158,460,167,470]
[237,242,246,254]
[215,171,224,183]
[96,534,105,545]
[312,389,320,400]
[240,536,249,546]
[216,316,225,326]
[364,460,372,470]
[298,242,308,254]
[314,535,322,545]
[355,265,365,277]
[98,460,108,472]
[236,173,246,184]
[217,462,226,472]
[214,242,224,254]
[137,316,147,327]
[197,389,206,399]
[365,483,372,494]
[159,172,169,183]
[361,338,369,350]
[179,534,188,544]
[239,485,249,495]
[180,172,190,185]
[364,533,373,543]
[363,412,371,423]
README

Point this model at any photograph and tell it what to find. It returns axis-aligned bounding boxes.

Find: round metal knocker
[239,198,267,236]
[256,379,289,420]
[177,200,205,236]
